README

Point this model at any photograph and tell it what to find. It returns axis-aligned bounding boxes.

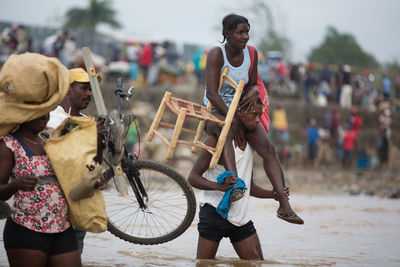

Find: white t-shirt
[198,142,254,226]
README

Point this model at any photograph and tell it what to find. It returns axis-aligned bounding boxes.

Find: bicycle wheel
[103,159,196,245]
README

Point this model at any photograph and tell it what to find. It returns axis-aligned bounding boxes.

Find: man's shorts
[308,144,317,159]
[197,203,256,243]
[3,218,78,256]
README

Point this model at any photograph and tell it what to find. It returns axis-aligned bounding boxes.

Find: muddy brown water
[1,193,399,266]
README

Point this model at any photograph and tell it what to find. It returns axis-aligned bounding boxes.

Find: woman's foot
[277,209,304,225]
[230,188,245,202]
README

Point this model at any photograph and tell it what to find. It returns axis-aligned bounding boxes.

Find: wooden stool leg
[167,107,187,159]
[191,119,206,153]
[146,92,171,142]
[209,80,244,168]
[192,102,213,153]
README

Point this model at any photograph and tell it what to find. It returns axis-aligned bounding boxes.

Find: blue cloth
[216,171,247,219]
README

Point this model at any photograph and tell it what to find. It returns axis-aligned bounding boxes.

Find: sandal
[230,188,245,202]
[277,210,304,225]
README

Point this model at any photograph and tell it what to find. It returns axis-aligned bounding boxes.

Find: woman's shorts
[3,218,78,256]
[197,204,256,243]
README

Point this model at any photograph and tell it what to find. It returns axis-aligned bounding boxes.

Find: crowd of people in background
[0,23,398,171]
[263,56,397,171]
[275,101,393,170]
[265,56,398,170]
[108,40,188,86]
[0,24,31,56]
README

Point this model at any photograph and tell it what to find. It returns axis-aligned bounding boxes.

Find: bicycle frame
[104,77,149,209]
[83,47,196,245]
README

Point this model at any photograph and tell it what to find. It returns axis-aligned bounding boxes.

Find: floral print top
[1,135,70,233]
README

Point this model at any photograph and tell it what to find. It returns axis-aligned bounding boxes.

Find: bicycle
[99,77,196,245]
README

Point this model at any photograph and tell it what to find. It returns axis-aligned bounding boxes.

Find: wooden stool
[146,67,244,168]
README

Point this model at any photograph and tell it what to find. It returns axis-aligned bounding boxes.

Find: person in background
[193,48,205,87]
[317,63,332,106]
[377,128,390,169]
[394,76,400,112]
[342,123,357,169]
[305,118,319,168]
[59,32,76,68]
[304,63,316,104]
[272,105,290,166]
[203,13,303,224]
[335,65,344,105]
[138,43,154,86]
[381,76,391,101]
[188,98,291,260]
[126,41,140,80]
[0,115,82,267]
[331,105,340,146]
[379,108,392,138]
[315,125,332,168]
[126,120,138,155]
[47,68,105,254]
[0,53,81,267]
[340,64,352,109]
[1,24,30,55]
[350,106,361,136]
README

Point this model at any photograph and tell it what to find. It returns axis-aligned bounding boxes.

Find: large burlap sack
[43,116,107,233]
[0,53,69,136]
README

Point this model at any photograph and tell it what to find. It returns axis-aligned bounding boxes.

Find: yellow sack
[43,116,107,233]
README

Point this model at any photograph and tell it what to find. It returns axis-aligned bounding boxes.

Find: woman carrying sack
[0,53,81,267]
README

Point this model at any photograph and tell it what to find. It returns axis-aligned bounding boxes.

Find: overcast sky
[0,0,399,63]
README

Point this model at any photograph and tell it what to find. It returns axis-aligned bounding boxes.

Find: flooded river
[1,194,399,266]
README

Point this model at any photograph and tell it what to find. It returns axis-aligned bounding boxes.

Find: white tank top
[199,141,254,226]
[203,43,251,110]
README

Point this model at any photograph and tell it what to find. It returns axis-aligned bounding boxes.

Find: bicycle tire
[104,159,196,245]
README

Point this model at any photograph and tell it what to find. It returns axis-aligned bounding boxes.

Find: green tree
[248,0,291,58]
[63,0,121,32]
[308,26,379,69]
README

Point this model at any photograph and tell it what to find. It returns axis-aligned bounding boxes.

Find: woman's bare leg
[246,124,291,213]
